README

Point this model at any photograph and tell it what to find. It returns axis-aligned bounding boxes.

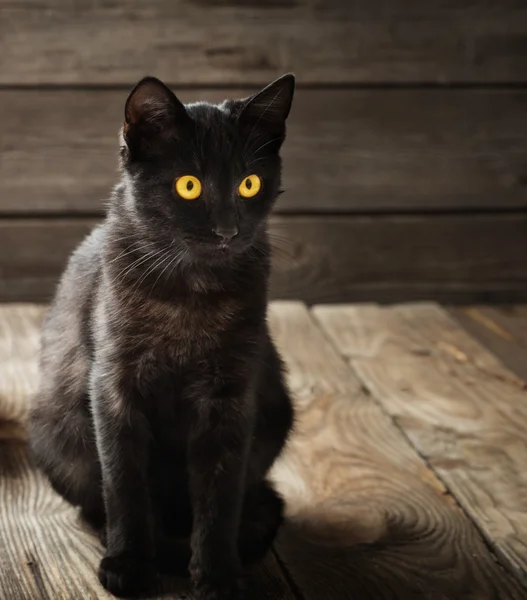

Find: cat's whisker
[243,128,265,155]
[270,253,300,271]
[165,247,190,289]
[106,233,142,245]
[110,249,160,286]
[252,236,300,269]
[32,74,297,600]
[245,156,267,167]
[113,249,160,282]
[244,89,282,152]
[268,237,298,253]
[108,242,154,264]
[128,248,174,295]
[148,247,185,298]
[267,232,294,244]
[245,136,282,164]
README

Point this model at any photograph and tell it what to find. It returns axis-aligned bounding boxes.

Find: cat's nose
[213,226,238,243]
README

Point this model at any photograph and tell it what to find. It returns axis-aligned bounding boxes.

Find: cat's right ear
[123,77,190,153]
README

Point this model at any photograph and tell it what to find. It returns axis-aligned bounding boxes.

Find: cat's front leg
[188,390,252,600]
[91,370,156,597]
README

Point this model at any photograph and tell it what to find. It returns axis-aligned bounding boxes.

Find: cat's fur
[29,74,295,600]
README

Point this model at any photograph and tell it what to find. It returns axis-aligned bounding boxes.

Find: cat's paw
[194,575,246,600]
[98,554,153,597]
[190,552,245,600]
[155,534,191,577]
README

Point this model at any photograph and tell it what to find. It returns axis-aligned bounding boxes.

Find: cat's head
[118,74,295,265]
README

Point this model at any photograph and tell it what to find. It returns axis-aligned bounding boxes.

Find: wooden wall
[1,0,527,303]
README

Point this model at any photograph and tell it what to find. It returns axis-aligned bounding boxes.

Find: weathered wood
[1,0,527,85]
[0,304,297,600]
[0,304,44,434]
[313,302,527,581]
[3,214,527,304]
[0,447,297,600]
[2,300,527,598]
[0,219,97,303]
[268,302,525,599]
[450,306,527,383]
[2,89,527,214]
[268,214,527,304]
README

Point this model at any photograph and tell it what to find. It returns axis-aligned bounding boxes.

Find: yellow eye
[238,174,261,198]
[175,176,202,200]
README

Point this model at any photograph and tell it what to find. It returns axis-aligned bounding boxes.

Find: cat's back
[29,225,105,490]
[37,225,104,402]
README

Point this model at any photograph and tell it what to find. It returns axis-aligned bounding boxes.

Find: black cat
[29,74,295,599]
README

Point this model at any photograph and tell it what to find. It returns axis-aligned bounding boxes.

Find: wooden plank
[0,304,44,435]
[3,214,527,304]
[0,220,97,303]
[2,89,527,214]
[0,445,297,600]
[0,304,297,599]
[1,1,527,85]
[449,306,527,383]
[268,214,527,304]
[267,302,525,599]
[313,302,527,582]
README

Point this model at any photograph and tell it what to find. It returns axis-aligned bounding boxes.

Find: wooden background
[1,0,527,303]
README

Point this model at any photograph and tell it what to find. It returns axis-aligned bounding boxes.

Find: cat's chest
[130,295,241,364]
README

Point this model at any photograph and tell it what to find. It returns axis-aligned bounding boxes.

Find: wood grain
[2,89,527,214]
[267,302,525,599]
[449,306,527,384]
[0,304,44,438]
[1,301,526,598]
[313,302,527,582]
[0,445,297,600]
[1,0,527,85]
[0,219,97,303]
[0,306,297,600]
[3,214,527,304]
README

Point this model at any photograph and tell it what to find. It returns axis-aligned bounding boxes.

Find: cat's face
[120,75,295,265]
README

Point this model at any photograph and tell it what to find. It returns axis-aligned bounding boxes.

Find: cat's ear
[123,77,190,150]
[238,74,295,131]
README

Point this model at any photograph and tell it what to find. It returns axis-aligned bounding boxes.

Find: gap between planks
[4,216,527,305]
[3,89,527,214]
[268,302,524,600]
[2,0,527,86]
[312,302,527,590]
[1,302,526,599]
[0,304,297,600]
[448,306,527,385]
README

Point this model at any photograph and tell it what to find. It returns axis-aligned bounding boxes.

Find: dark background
[1,0,526,303]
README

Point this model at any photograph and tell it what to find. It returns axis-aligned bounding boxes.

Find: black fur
[29,74,295,599]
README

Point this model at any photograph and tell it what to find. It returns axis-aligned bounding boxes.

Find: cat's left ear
[238,74,295,131]
[123,77,190,151]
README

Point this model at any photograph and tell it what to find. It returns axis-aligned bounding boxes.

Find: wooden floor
[1,302,527,599]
